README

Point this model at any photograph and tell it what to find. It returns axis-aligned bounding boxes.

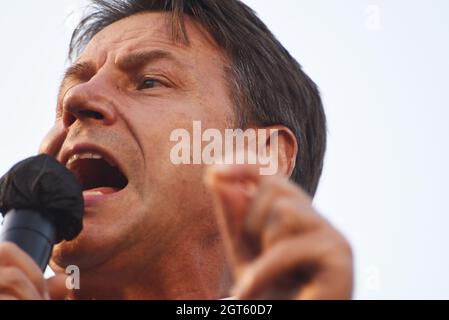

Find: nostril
[78,110,104,120]
[63,108,104,128]
[64,113,77,128]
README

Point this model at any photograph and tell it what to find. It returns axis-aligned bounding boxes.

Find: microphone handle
[0,209,56,271]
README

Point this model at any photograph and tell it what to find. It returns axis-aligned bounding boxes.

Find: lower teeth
[83,190,104,196]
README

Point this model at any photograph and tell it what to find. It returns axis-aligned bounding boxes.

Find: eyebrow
[58,49,180,95]
[116,49,180,72]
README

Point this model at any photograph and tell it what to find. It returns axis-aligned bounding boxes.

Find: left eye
[138,78,161,90]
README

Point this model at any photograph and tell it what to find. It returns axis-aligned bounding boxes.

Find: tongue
[83,187,119,196]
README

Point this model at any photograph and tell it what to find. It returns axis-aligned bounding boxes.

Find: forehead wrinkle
[80,12,223,74]
[115,47,187,73]
[87,13,172,52]
[85,34,181,76]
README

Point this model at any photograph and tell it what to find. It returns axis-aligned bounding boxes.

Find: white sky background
[0,0,448,299]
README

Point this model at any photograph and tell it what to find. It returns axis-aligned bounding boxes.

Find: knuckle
[324,227,353,259]
[270,197,304,215]
[265,199,305,235]
[337,235,353,258]
[0,242,19,261]
[261,175,287,189]
[0,267,26,287]
[270,197,318,226]
[0,267,42,300]
[269,199,298,222]
[265,178,312,205]
[272,197,292,210]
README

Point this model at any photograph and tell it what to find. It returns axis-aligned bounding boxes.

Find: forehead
[78,12,225,67]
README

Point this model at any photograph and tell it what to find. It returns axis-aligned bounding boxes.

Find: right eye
[137,77,163,90]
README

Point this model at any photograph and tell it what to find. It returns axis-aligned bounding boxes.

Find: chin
[51,210,144,274]
[50,224,119,272]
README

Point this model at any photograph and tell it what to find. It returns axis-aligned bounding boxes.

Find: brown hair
[69,0,327,196]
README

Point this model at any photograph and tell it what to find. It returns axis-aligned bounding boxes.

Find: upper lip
[58,143,127,178]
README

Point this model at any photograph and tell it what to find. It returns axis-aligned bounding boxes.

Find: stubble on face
[40,13,235,298]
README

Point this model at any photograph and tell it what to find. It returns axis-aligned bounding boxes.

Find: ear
[259,125,298,178]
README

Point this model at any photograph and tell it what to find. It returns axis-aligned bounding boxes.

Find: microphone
[0,154,84,271]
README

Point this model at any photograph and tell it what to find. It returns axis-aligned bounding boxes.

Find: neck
[64,234,232,300]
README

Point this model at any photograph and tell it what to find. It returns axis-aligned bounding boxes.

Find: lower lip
[82,186,127,206]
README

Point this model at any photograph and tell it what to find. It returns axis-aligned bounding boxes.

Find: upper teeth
[66,152,103,167]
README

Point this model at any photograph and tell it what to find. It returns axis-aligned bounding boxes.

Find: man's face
[39,13,234,272]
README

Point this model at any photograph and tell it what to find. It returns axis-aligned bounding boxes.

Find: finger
[209,165,316,246]
[257,198,323,249]
[0,267,42,300]
[0,294,18,300]
[294,267,353,300]
[245,178,304,242]
[47,274,69,300]
[205,162,317,270]
[205,164,313,268]
[204,163,282,267]
[0,243,46,296]
[38,120,66,156]
[206,162,265,185]
[231,231,333,299]
[205,172,256,272]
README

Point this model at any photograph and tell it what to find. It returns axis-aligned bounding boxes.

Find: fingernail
[209,163,232,174]
[245,182,257,198]
[204,164,229,187]
[203,169,215,187]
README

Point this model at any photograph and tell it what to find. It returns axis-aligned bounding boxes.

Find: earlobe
[263,125,298,178]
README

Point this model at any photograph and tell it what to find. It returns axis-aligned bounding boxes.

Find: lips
[60,144,129,199]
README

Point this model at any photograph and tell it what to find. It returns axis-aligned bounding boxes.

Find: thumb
[46,273,69,300]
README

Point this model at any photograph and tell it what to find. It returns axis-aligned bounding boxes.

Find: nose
[62,78,118,129]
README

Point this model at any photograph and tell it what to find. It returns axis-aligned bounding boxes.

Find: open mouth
[65,152,128,195]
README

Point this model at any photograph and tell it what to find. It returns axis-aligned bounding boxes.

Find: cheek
[136,126,215,229]
[152,163,215,234]
[122,97,230,216]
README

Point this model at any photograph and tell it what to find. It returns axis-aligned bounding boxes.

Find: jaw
[49,181,143,272]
